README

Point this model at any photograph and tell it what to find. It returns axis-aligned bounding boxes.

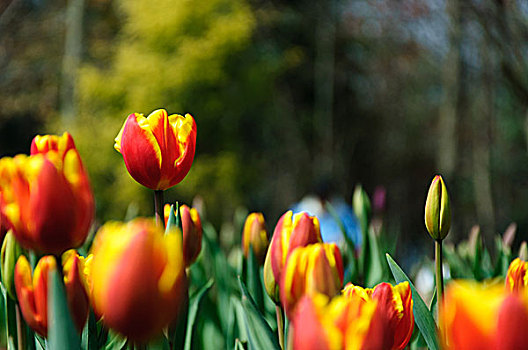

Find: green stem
[275,305,284,350]
[435,240,444,304]
[154,190,165,228]
[15,304,25,350]
[435,239,446,345]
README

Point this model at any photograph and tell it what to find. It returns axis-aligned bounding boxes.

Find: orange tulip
[280,243,344,318]
[14,253,89,337]
[441,281,528,350]
[114,109,197,190]
[242,213,269,265]
[342,282,414,350]
[290,293,377,350]
[506,258,527,293]
[264,211,322,302]
[0,134,94,254]
[90,218,187,341]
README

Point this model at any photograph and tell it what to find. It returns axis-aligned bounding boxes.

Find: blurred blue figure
[290,194,361,247]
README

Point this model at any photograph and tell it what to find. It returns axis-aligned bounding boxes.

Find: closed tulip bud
[1,231,23,300]
[90,218,187,342]
[0,135,94,254]
[353,184,371,232]
[264,211,322,303]
[506,258,527,293]
[242,213,269,265]
[290,293,377,350]
[114,109,197,190]
[441,281,528,350]
[424,175,451,240]
[343,282,414,350]
[281,243,344,318]
[180,204,202,266]
[14,253,89,337]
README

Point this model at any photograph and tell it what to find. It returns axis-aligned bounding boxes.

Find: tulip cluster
[290,293,377,350]
[14,252,89,336]
[0,133,94,254]
[264,211,322,302]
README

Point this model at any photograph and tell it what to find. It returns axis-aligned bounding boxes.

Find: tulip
[290,293,377,350]
[424,175,451,241]
[242,213,269,265]
[180,204,202,266]
[14,253,89,337]
[280,243,344,318]
[90,218,187,341]
[342,282,414,350]
[506,258,527,293]
[441,281,528,350]
[30,132,76,157]
[264,211,322,303]
[0,138,94,254]
[164,204,203,266]
[114,109,197,191]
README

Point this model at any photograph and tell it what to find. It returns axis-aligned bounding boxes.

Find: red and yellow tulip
[0,134,94,254]
[164,204,203,266]
[242,212,269,265]
[342,282,414,350]
[14,252,89,337]
[290,293,377,350]
[90,218,187,341]
[264,211,322,302]
[506,258,527,293]
[280,243,344,317]
[114,109,197,191]
[441,281,528,350]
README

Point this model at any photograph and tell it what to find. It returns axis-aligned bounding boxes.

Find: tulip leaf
[246,245,264,313]
[386,253,439,350]
[237,277,280,350]
[234,338,247,350]
[4,291,18,350]
[48,267,81,350]
[81,311,99,350]
[147,334,170,350]
[104,330,127,350]
[184,279,214,350]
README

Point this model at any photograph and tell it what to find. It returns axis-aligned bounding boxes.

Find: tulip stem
[435,239,444,306]
[276,305,284,350]
[15,304,25,350]
[154,190,165,228]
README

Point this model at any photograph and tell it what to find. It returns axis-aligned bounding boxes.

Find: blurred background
[1,0,528,263]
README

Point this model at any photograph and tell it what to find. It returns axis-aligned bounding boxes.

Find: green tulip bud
[353,184,371,234]
[424,175,451,240]
[1,231,23,300]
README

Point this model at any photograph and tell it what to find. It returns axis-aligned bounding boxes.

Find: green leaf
[81,311,99,350]
[184,279,214,350]
[4,291,18,350]
[365,229,384,287]
[147,334,170,350]
[234,338,247,350]
[237,277,280,350]
[48,267,81,350]
[104,330,127,350]
[246,246,264,312]
[386,253,439,350]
